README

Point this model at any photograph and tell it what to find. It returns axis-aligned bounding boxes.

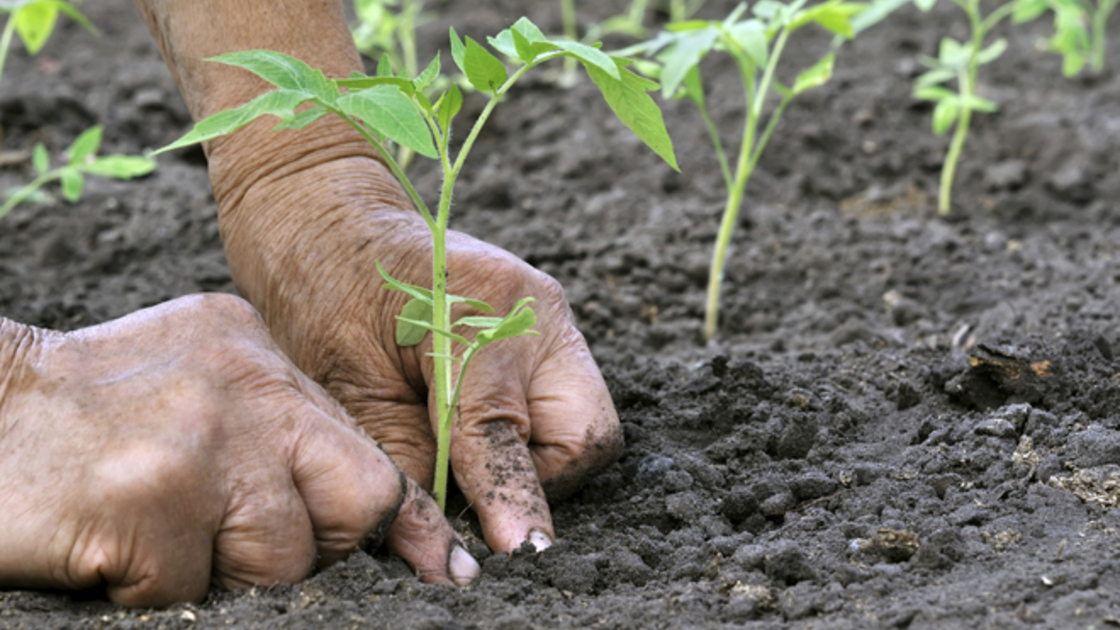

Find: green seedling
[156,18,677,510]
[911,0,1044,215]
[0,2,155,220]
[1015,0,1116,75]
[0,126,156,220]
[630,0,863,339]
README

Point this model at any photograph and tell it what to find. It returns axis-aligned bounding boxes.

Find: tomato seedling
[0,1,155,220]
[155,17,677,510]
[1,127,156,220]
[1015,0,1116,75]
[630,0,863,339]
[911,0,1044,215]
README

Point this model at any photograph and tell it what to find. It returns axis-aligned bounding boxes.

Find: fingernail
[448,544,480,587]
[528,528,553,552]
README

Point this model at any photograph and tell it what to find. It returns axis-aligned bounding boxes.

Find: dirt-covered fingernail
[447,543,480,586]
[528,528,553,552]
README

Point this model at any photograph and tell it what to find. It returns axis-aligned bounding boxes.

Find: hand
[0,295,479,608]
[135,0,623,553]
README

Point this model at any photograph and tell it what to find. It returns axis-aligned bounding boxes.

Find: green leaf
[667,19,711,31]
[790,1,867,38]
[60,168,83,202]
[976,37,1008,64]
[753,0,784,20]
[14,0,59,55]
[548,40,621,80]
[476,298,539,346]
[32,142,49,175]
[851,0,911,34]
[271,104,329,130]
[376,261,434,304]
[658,28,718,98]
[914,67,955,88]
[66,125,102,166]
[938,37,969,68]
[209,50,336,103]
[726,19,768,67]
[455,315,504,328]
[961,94,998,112]
[488,30,520,60]
[914,0,937,11]
[414,52,441,90]
[338,85,438,158]
[396,298,433,346]
[511,27,535,62]
[50,0,98,36]
[583,59,679,171]
[511,16,547,42]
[681,65,706,107]
[81,155,157,178]
[449,295,496,313]
[437,83,463,132]
[463,36,508,92]
[450,27,467,74]
[791,53,834,95]
[154,89,313,154]
[913,85,957,100]
[377,54,394,78]
[1013,0,1050,23]
[335,76,415,93]
[397,317,473,347]
[932,98,958,135]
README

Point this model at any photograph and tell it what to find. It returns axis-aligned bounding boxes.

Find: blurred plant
[1,126,156,220]
[1015,0,1116,75]
[0,0,95,94]
[911,0,1043,215]
[0,1,155,220]
[630,0,864,339]
[157,17,677,509]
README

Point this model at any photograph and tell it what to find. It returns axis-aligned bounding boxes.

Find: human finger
[438,344,556,554]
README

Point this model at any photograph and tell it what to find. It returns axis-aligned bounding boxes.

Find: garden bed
[3,0,1120,627]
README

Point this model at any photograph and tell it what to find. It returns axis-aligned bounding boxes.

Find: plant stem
[704,27,789,340]
[430,61,537,509]
[0,171,60,221]
[698,102,733,192]
[939,67,972,215]
[1091,0,1117,73]
[395,0,420,171]
[0,14,16,94]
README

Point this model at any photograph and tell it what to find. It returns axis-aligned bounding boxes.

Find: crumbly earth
[3,0,1120,628]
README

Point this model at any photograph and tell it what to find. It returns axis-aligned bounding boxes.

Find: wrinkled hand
[0,295,478,608]
[135,0,623,554]
[220,160,624,553]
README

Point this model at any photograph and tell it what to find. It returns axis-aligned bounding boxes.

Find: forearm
[132,0,408,218]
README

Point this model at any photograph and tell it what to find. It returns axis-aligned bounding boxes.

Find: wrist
[0,319,46,430]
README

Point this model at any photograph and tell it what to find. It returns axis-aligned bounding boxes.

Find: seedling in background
[156,18,677,510]
[351,0,433,170]
[630,0,863,340]
[911,0,1044,215]
[1,127,156,220]
[0,1,155,220]
[1015,0,1117,75]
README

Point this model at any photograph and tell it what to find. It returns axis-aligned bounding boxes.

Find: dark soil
[4,0,1120,627]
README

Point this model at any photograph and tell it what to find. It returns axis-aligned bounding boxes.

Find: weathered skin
[132,0,624,553]
[0,295,476,608]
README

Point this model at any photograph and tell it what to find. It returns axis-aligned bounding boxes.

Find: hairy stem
[1092,0,1116,72]
[339,113,436,230]
[940,66,973,215]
